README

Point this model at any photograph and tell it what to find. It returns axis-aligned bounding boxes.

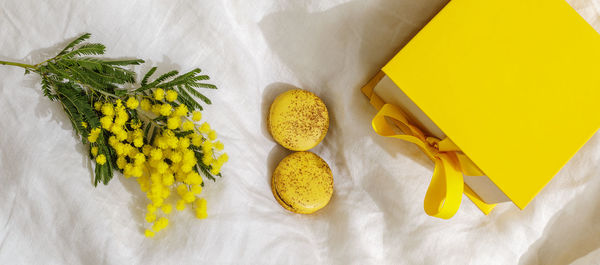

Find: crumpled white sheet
[1,0,600,264]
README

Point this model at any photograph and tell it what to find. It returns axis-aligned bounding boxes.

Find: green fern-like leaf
[57,33,91,56]
[62,43,106,58]
[177,86,203,111]
[150,70,179,86]
[57,92,87,137]
[141,67,157,86]
[184,84,211,105]
[103,59,145,66]
[192,83,217,89]
[55,83,100,128]
[194,151,216,182]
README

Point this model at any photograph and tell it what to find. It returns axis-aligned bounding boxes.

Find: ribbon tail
[424,153,464,219]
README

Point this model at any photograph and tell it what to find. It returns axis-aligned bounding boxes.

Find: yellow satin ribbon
[373,104,466,219]
[362,71,495,218]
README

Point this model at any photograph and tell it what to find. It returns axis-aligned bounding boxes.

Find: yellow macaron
[268,89,329,151]
[271,152,333,214]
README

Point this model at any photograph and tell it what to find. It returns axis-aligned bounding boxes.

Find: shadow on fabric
[258,0,448,169]
[518,159,600,265]
[258,0,452,261]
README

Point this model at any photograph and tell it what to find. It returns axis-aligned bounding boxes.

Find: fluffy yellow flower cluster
[0,32,225,239]
[89,90,227,238]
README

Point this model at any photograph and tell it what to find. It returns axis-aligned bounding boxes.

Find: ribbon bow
[373,104,467,219]
[362,71,494,218]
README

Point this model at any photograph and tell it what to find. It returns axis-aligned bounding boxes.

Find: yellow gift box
[362,0,600,218]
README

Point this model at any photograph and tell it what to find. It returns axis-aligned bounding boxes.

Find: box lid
[383,0,600,209]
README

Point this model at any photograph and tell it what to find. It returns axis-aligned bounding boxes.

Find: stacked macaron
[268,89,333,214]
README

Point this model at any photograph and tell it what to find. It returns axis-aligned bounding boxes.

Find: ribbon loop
[373,104,437,160]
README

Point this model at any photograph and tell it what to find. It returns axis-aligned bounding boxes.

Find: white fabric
[1,0,600,264]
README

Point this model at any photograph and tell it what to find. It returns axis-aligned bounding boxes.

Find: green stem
[92,88,119,99]
[34,57,56,68]
[0,60,37,70]
[137,110,164,129]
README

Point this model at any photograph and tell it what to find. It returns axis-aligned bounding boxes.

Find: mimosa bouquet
[0,33,228,237]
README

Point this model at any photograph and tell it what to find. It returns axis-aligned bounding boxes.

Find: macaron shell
[271,174,297,213]
[271,152,333,214]
[268,89,329,151]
